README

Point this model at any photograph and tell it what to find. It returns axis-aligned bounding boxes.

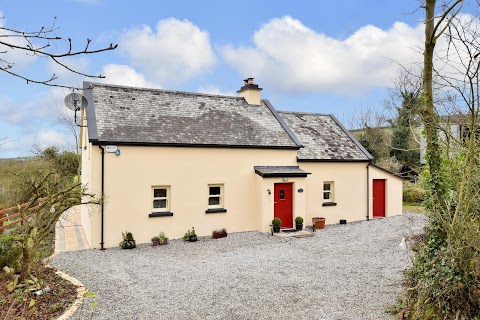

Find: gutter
[98,145,105,250]
[366,162,371,221]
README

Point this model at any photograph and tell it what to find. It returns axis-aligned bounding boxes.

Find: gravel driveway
[50,213,426,320]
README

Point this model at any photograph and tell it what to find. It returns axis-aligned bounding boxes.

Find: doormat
[281,229,297,233]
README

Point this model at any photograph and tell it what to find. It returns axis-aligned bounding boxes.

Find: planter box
[212,232,227,239]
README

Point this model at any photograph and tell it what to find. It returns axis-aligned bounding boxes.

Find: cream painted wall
[369,166,403,218]
[301,162,370,226]
[80,115,92,243]
[84,146,298,248]
[256,176,307,233]
[80,133,402,248]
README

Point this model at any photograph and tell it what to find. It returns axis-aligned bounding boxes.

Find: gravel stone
[50,212,426,320]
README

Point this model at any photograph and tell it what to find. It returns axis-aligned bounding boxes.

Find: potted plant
[212,228,227,239]
[295,216,304,231]
[183,227,197,242]
[151,236,160,246]
[158,232,169,245]
[312,217,326,230]
[272,217,281,233]
[119,231,136,249]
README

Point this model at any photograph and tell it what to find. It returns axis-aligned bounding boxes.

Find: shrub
[403,181,425,203]
[183,227,196,240]
[158,232,168,244]
[119,231,136,249]
[0,234,21,269]
[295,216,304,224]
[151,236,160,242]
[272,217,281,226]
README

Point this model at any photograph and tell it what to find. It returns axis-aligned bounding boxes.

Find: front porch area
[272,228,314,238]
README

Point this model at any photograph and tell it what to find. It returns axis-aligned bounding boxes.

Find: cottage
[80,79,402,249]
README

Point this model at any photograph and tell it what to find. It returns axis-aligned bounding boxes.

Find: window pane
[323,183,331,191]
[209,187,221,195]
[323,192,330,200]
[154,188,167,198]
[153,199,167,208]
[209,197,220,205]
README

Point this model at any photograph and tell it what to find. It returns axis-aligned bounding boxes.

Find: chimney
[237,78,262,105]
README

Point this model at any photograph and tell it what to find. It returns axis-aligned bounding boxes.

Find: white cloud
[222,16,424,94]
[197,85,235,96]
[0,96,24,123]
[0,87,65,125]
[99,64,159,88]
[119,18,216,84]
[0,128,70,157]
[37,129,65,147]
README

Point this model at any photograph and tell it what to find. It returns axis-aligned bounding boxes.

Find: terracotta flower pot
[312,217,326,229]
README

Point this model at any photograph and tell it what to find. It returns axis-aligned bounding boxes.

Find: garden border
[45,253,87,320]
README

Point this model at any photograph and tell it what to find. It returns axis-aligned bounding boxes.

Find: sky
[0,0,478,157]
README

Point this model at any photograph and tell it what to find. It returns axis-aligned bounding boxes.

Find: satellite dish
[64,93,88,111]
[64,92,88,127]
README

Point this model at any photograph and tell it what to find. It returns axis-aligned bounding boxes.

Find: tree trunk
[21,240,31,280]
[423,0,446,210]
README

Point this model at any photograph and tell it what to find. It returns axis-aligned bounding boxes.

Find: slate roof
[84,82,300,149]
[254,166,311,177]
[278,111,372,161]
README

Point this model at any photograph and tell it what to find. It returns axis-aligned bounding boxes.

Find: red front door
[373,179,386,218]
[274,183,293,228]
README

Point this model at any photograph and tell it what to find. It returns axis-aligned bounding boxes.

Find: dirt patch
[0,266,77,320]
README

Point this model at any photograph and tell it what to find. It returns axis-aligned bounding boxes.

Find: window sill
[149,212,174,217]
[205,208,227,214]
[322,202,337,207]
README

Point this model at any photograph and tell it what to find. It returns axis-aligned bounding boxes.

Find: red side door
[274,183,293,228]
[373,179,386,218]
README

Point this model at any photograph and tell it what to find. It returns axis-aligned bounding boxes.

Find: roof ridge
[278,110,332,117]
[87,81,243,100]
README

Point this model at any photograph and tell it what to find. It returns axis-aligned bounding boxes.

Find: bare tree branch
[0,16,117,89]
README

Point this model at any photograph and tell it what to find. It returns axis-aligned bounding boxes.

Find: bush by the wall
[403,181,425,204]
[0,234,21,269]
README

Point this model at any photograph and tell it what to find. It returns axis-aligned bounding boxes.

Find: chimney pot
[238,77,262,105]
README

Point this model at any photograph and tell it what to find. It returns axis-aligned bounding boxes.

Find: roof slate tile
[278,111,371,161]
[87,83,298,148]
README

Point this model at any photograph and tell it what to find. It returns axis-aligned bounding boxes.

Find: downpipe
[366,162,370,221]
[98,144,105,250]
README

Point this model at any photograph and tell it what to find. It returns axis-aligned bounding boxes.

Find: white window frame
[323,181,334,202]
[152,186,170,212]
[208,184,224,209]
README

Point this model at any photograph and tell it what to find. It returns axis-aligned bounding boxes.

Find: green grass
[403,202,425,214]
